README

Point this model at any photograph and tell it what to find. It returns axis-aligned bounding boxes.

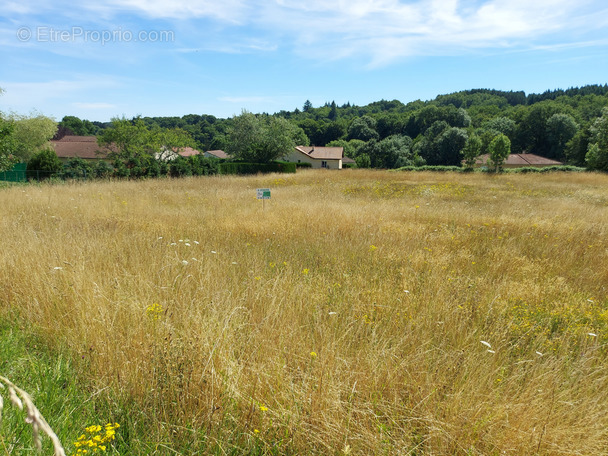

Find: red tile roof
[475,153,563,166]
[205,150,230,159]
[50,136,112,159]
[177,147,200,157]
[295,146,344,160]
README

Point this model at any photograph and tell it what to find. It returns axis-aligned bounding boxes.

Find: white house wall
[283,150,342,169]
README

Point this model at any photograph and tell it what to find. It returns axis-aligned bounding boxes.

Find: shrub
[219,161,296,175]
[169,156,193,177]
[27,148,63,181]
[62,157,93,180]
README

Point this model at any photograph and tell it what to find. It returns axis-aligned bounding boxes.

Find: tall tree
[546,113,579,160]
[226,111,302,163]
[9,113,57,161]
[488,134,511,172]
[585,108,608,171]
[462,134,482,169]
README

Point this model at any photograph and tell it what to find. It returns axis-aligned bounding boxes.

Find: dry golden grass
[1,169,607,454]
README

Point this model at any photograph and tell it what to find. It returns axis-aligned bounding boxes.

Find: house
[50,136,112,163]
[156,146,202,161]
[204,150,230,159]
[284,146,347,169]
[474,153,563,168]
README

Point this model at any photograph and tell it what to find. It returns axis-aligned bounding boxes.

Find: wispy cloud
[4,0,606,65]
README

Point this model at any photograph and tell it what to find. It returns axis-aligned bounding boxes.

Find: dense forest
[57,84,608,169]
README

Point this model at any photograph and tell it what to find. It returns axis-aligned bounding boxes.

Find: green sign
[257,188,271,200]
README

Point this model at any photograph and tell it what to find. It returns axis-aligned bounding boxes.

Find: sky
[1,0,608,122]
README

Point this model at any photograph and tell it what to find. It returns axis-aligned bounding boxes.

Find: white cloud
[4,0,607,66]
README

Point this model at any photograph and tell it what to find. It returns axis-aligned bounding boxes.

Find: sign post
[256,188,271,210]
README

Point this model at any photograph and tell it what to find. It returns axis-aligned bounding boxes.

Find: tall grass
[1,170,607,454]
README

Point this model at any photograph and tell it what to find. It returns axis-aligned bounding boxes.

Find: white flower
[170,242,177,246]
[588,332,598,337]
[480,341,492,349]
[181,260,189,266]
[179,240,183,242]
[53,267,63,270]
[487,349,496,354]
[329,312,337,315]
[404,290,410,293]
[194,241,200,245]
[211,250,217,254]
[231,262,238,265]
[185,243,191,247]
[536,351,543,357]
[158,236,163,240]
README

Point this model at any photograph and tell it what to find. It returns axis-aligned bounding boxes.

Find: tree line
[3,84,608,174]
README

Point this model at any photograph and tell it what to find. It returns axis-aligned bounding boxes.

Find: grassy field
[1,169,607,455]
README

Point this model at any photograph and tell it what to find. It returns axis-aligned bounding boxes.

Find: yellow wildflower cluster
[146,303,164,320]
[74,423,120,454]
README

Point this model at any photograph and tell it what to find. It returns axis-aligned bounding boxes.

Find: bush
[295,162,312,169]
[169,156,193,177]
[188,155,220,176]
[94,161,113,179]
[62,157,93,180]
[27,148,63,180]
[219,161,296,175]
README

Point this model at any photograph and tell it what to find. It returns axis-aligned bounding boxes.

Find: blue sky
[1,0,608,121]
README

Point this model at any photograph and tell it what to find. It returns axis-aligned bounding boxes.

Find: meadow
[1,169,607,455]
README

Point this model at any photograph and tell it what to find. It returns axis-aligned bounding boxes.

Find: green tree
[347,116,379,141]
[0,116,16,172]
[585,108,608,171]
[546,113,579,160]
[27,147,63,180]
[58,116,99,136]
[488,134,511,172]
[98,117,194,176]
[226,111,300,163]
[462,134,482,169]
[9,114,57,161]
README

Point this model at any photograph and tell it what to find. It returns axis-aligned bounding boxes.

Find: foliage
[62,157,93,180]
[488,134,512,172]
[462,134,482,168]
[58,115,99,136]
[0,116,16,172]
[226,111,302,163]
[347,116,379,142]
[98,117,195,174]
[27,147,63,180]
[585,108,608,171]
[546,113,579,160]
[218,161,296,175]
[9,113,57,161]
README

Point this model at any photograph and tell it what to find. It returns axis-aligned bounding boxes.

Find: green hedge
[218,161,296,175]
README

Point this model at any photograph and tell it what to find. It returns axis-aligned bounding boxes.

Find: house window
[321,161,328,168]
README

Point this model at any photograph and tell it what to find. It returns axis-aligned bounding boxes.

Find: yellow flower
[310,351,317,358]
[254,429,260,434]
[302,268,309,275]
[369,245,377,252]
[259,405,268,412]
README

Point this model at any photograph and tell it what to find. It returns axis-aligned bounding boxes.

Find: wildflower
[194,241,200,245]
[487,349,496,354]
[146,303,163,320]
[302,268,309,275]
[185,243,191,247]
[211,250,217,254]
[310,351,317,358]
[369,245,377,252]
[269,262,276,268]
[480,341,492,349]
[536,351,543,357]
[404,290,410,293]
[254,429,260,434]
[255,276,261,281]
[588,332,598,337]
[329,311,337,315]
[53,266,63,270]
[181,260,189,266]
[259,405,268,412]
